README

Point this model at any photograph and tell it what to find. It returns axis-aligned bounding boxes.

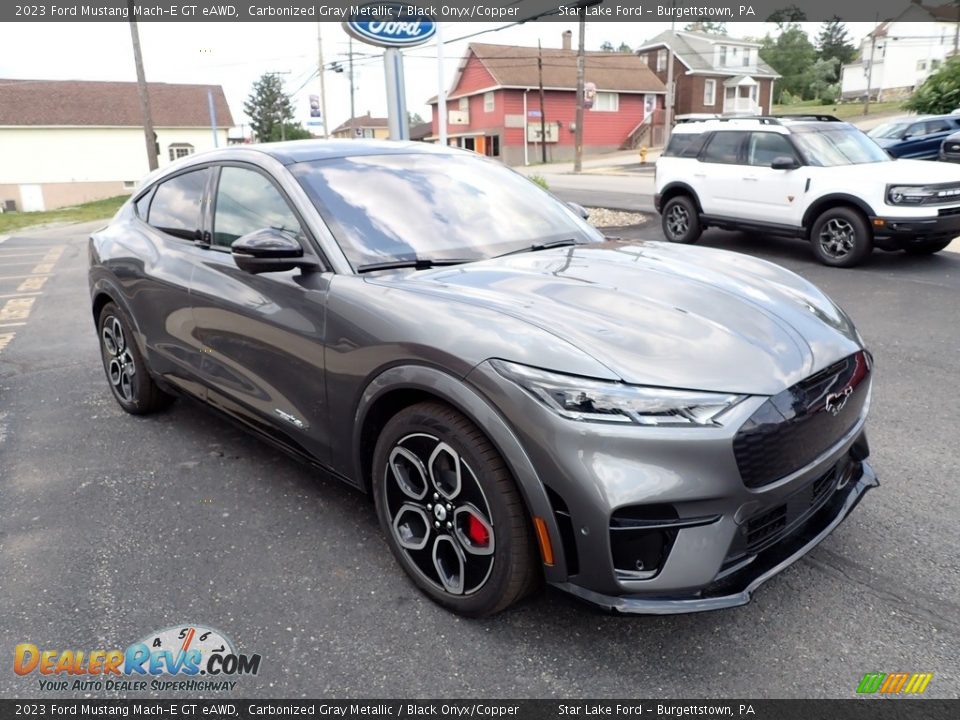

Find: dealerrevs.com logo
[14,624,261,693]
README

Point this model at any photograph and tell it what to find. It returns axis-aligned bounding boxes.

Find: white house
[840,2,960,100]
[0,79,234,212]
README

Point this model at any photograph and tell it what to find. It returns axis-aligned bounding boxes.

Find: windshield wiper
[496,239,583,257]
[356,258,473,274]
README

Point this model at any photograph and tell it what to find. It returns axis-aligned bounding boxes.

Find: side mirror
[567,201,590,220]
[770,156,799,171]
[231,228,319,274]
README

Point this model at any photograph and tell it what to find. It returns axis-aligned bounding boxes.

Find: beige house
[0,79,234,212]
[330,113,390,139]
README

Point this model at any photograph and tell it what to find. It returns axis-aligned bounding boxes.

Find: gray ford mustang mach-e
[89,140,877,616]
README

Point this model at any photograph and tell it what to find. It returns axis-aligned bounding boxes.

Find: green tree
[809,58,841,101]
[243,73,295,143]
[267,123,313,142]
[600,40,615,52]
[617,42,633,53]
[767,5,807,29]
[683,21,728,35]
[761,24,818,102]
[407,111,425,125]
[905,57,960,114]
[816,18,856,83]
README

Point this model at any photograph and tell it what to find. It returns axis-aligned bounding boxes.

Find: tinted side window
[134,187,154,219]
[701,131,747,164]
[926,118,953,134]
[664,133,707,158]
[906,122,927,138]
[147,169,209,240]
[212,167,303,249]
[746,132,797,166]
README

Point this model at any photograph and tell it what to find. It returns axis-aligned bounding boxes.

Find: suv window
[664,132,707,158]
[746,132,797,167]
[701,131,748,164]
[212,166,303,249]
[147,168,210,240]
[925,118,953,134]
[906,122,927,138]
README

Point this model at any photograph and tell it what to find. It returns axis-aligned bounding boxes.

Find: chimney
[562,30,572,51]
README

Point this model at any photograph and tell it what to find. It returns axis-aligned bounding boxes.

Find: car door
[898,119,955,159]
[189,163,333,462]
[695,130,750,218]
[737,131,808,229]
[125,167,213,398]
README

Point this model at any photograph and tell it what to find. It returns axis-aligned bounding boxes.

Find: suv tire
[661,195,702,244]
[97,302,175,414]
[810,207,872,268]
[372,401,541,617]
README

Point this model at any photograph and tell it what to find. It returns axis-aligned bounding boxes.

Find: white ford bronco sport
[654,115,960,267]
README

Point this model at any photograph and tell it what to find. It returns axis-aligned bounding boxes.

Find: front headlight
[490,360,747,427]
[887,184,960,204]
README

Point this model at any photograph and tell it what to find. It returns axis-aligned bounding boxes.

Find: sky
[0,20,876,136]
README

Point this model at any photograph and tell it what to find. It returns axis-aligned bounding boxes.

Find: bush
[905,57,960,114]
[529,174,549,191]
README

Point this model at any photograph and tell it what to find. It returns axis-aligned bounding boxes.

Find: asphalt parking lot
[1,220,958,699]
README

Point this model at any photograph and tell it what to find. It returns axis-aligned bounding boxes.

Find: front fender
[353,364,569,582]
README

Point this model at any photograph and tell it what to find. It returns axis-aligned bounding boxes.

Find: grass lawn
[0,195,128,235]
[773,99,904,120]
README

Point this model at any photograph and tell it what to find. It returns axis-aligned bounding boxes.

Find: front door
[737,131,808,228]
[189,164,333,462]
[695,130,750,217]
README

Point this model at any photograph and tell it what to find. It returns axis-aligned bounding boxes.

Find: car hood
[371,241,862,396]
[885,158,960,182]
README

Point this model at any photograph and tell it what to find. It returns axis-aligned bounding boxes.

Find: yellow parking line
[0,298,35,322]
[0,332,14,354]
[16,277,48,292]
[31,262,56,273]
[42,246,65,261]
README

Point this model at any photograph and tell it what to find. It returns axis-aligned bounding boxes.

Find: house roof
[331,113,389,134]
[431,42,664,102]
[0,79,234,128]
[922,3,960,21]
[409,121,432,141]
[636,30,780,78]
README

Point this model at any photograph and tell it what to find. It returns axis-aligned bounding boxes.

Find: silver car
[89,140,877,616]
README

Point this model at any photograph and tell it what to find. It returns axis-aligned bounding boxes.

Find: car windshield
[868,122,911,139]
[291,152,603,269]
[791,127,891,166]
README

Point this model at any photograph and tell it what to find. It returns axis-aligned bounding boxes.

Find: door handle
[743,176,759,181]
[693,173,706,178]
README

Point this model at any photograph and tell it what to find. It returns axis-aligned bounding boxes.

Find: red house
[428,35,666,166]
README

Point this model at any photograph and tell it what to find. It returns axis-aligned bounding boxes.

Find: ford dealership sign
[344,4,437,48]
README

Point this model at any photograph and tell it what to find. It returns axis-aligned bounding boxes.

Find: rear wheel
[661,195,702,244]
[97,302,174,414]
[903,239,953,255]
[810,207,872,268]
[372,402,540,616]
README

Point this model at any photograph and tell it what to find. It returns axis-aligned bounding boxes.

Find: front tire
[810,207,872,267]
[903,239,952,255]
[97,302,174,414]
[372,402,540,617]
[661,195,702,244]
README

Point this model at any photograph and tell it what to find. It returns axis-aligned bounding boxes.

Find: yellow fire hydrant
[639,146,648,164]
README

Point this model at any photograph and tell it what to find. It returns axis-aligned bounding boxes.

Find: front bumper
[870,211,960,249]
[555,461,877,614]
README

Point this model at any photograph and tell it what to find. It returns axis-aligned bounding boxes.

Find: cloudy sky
[0,20,874,135]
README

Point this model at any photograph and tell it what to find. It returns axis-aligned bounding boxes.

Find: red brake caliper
[466,513,489,547]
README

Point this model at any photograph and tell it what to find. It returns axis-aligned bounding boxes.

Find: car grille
[723,458,859,564]
[938,206,960,217]
[733,351,871,488]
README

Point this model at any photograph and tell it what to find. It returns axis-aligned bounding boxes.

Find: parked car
[90,140,877,616]
[939,129,960,162]
[867,114,960,159]
[656,115,960,267]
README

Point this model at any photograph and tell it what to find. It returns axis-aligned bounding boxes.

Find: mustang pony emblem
[825,387,854,416]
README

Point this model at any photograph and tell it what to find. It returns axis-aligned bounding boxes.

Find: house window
[719,45,727,66]
[918,60,927,71]
[168,143,194,161]
[703,79,716,106]
[591,92,619,112]
[657,49,667,72]
[484,91,495,112]
[459,97,469,111]
[932,59,942,70]
[743,49,751,66]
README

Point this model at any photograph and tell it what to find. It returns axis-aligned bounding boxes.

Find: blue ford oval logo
[344,3,437,48]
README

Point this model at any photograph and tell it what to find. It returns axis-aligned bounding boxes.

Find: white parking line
[0,273,53,280]
[0,252,47,258]
[0,322,27,328]
[0,292,42,299]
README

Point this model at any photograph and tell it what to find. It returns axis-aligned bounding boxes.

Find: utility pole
[573,12,586,173]
[317,22,330,138]
[436,22,447,147]
[127,0,157,171]
[864,13,879,116]
[664,9,676,146]
[349,36,357,132]
[954,0,959,55]
[538,40,547,164]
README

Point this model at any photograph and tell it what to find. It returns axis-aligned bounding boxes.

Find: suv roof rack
[772,114,843,122]
[702,114,843,125]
